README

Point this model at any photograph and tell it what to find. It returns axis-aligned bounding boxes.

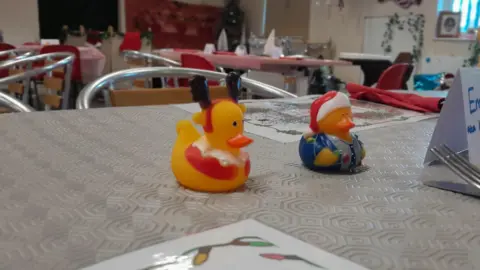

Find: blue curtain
[452,0,480,32]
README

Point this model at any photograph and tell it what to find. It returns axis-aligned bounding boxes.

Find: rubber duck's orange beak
[227,134,253,148]
[336,116,355,132]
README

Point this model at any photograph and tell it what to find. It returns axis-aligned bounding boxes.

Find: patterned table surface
[0,106,479,270]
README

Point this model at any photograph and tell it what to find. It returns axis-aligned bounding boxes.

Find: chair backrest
[76,67,296,109]
[7,68,25,96]
[126,57,149,88]
[0,43,16,78]
[394,52,413,64]
[40,45,82,81]
[376,63,410,90]
[180,53,218,86]
[110,86,230,107]
[0,52,75,109]
[123,50,181,67]
[0,91,34,112]
[0,43,15,51]
[0,48,33,78]
[180,53,216,71]
[42,59,67,109]
[123,51,183,88]
[1,49,36,82]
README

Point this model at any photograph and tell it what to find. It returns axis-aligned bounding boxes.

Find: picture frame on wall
[436,11,461,38]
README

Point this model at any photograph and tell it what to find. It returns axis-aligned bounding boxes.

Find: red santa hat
[309,91,351,133]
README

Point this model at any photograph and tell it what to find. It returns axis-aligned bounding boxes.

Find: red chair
[23,42,40,45]
[179,53,219,87]
[86,31,102,45]
[375,63,411,90]
[0,42,15,51]
[119,32,142,51]
[39,45,82,83]
[0,43,16,78]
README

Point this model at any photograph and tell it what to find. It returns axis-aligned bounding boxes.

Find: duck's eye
[232,121,237,127]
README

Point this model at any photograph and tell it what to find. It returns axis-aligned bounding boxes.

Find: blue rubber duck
[299,91,366,172]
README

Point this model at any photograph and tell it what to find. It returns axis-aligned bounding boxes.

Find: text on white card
[468,86,480,134]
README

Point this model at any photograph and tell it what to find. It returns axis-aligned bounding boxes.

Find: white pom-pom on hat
[315,92,351,121]
[309,91,351,133]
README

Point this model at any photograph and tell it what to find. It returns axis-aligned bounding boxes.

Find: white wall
[0,0,40,45]
[309,0,471,83]
[240,0,266,36]
[264,0,310,38]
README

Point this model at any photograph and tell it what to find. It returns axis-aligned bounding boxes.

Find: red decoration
[119,32,142,51]
[124,0,221,49]
[86,31,102,45]
[185,145,238,180]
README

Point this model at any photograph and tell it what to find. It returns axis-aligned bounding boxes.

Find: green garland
[61,26,153,45]
[381,13,425,62]
[464,40,480,67]
[100,31,153,45]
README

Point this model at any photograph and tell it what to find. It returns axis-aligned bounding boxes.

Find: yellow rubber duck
[298,91,366,172]
[171,74,253,192]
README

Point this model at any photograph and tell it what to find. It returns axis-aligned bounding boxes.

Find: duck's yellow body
[171,100,252,193]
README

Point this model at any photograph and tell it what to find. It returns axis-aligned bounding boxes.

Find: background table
[155,51,351,95]
[0,105,479,270]
[339,52,392,87]
[17,45,106,84]
[154,51,351,72]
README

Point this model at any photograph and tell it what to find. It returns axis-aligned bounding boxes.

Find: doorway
[37,0,119,39]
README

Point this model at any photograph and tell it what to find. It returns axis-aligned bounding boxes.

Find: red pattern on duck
[184,140,250,181]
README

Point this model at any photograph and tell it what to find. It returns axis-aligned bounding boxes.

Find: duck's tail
[176,120,201,144]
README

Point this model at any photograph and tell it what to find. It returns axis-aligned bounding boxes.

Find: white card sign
[83,219,370,270]
[425,68,480,165]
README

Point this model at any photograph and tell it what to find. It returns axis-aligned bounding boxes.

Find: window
[440,0,480,32]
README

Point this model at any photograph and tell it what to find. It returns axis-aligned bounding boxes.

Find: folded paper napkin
[217,29,229,51]
[234,45,247,56]
[263,29,284,58]
[204,43,216,54]
[346,83,444,113]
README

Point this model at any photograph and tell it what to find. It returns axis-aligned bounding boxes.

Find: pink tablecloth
[17,45,106,84]
[154,50,351,72]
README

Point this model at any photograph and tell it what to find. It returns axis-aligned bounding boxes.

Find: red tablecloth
[17,45,106,84]
[347,83,444,113]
